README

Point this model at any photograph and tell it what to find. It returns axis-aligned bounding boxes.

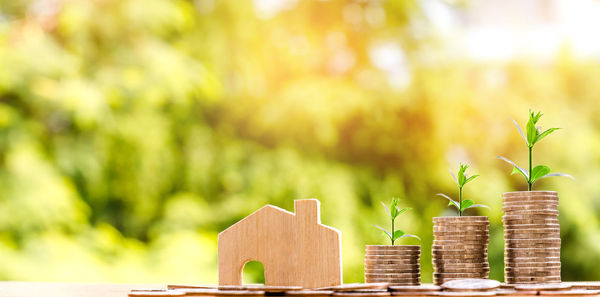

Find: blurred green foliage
[1,0,600,284]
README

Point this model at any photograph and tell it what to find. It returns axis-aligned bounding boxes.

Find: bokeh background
[1,0,600,284]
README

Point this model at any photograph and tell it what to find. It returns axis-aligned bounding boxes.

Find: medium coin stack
[364,245,421,285]
[503,191,561,284]
[432,216,490,285]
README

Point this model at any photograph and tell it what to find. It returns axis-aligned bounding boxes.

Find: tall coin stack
[432,216,490,285]
[364,245,421,285]
[503,191,561,284]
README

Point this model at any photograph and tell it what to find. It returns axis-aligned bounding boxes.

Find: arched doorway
[242,260,265,284]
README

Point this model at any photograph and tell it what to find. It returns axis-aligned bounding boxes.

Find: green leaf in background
[399,234,422,241]
[397,207,410,216]
[526,110,542,147]
[536,127,561,144]
[392,229,406,241]
[512,117,528,144]
[498,156,529,179]
[374,225,392,241]
[390,203,399,219]
[539,172,576,181]
[464,174,480,185]
[530,165,551,184]
[500,110,572,191]
[457,163,467,186]
[464,204,490,211]
[380,201,390,217]
[375,199,420,245]
[437,193,460,211]
[511,166,529,179]
[460,199,474,211]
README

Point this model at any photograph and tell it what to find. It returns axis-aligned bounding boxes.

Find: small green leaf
[437,193,460,210]
[511,166,529,180]
[535,128,560,144]
[399,234,421,241]
[392,229,406,241]
[464,174,479,185]
[498,156,529,179]
[457,163,468,186]
[380,201,390,216]
[526,113,538,147]
[511,117,528,145]
[460,199,474,212]
[448,169,458,186]
[530,165,551,184]
[464,204,490,210]
[390,198,399,218]
[396,207,410,217]
[539,172,576,181]
[374,225,392,241]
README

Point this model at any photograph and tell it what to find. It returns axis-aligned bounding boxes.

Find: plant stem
[391,216,395,245]
[528,146,533,191]
[459,186,463,216]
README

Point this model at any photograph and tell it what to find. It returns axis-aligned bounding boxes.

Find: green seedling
[374,198,420,245]
[437,163,488,216]
[498,110,574,191]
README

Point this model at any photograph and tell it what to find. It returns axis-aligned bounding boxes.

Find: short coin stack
[364,245,421,285]
[432,216,490,285]
[503,191,561,284]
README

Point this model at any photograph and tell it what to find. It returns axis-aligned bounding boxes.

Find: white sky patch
[421,0,600,60]
[369,42,411,89]
[253,0,298,20]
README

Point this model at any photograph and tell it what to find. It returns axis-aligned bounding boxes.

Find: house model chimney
[294,199,320,225]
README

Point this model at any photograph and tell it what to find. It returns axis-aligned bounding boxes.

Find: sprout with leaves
[437,163,489,216]
[374,198,421,245]
[498,110,574,191]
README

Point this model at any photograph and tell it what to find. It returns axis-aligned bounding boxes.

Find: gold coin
[434,267,490,274]
[440,279,500,291]
[502,207,559,214]
[433,239,489,244]
[365,264,421,273]
[504,228,560,234]
[365,272,420,277]
[505,263,561,268]
[432,255,488,260]
[433,234,489,240]
[433,273,488,278]
[366,245,421,250]
[365,259,420,265]
[433,217,489,222]
[502,191,557,197]
[503,200,559,205]
[365,254,421,258]
[505,238,561,243]
[432,244,488,250]
[366,251,421,257]
[432,249,487,254]
[504,224,561,230]
[365,268,421,273]
[503,213,558,218]
[505,256,560,262]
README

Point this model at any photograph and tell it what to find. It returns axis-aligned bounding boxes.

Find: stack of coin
[432,216,490,285]
[364,245,421,285]
[502,191,561,284]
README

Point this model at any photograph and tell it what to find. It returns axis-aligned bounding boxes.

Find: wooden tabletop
[0,282,164,297]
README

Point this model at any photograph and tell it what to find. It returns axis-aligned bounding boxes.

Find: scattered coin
[129,290,186,297]
[285,290,334,297]
[440,279,500,292]
[388,285,441,292]
[316,283,390,291]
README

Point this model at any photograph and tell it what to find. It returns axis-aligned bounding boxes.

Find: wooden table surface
[0,282,164,297]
